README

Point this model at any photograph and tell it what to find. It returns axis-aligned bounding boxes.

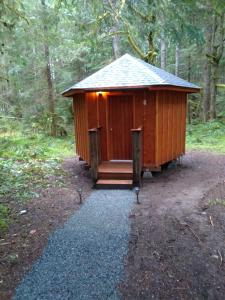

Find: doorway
[108,95,133,160]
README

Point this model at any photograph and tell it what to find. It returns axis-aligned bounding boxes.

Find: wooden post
[131,128,142,186]
[88,127,101,183]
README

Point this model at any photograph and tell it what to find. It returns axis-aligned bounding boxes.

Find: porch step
[95,179,133,189]
[98,172,133,180]
[97,161,133,180]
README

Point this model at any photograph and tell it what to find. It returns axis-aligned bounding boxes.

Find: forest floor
[1,148,225,299]
[120,151,225,299]
[0,157,92,300]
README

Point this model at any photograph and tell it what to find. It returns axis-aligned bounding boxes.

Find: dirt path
[120,151,225,299]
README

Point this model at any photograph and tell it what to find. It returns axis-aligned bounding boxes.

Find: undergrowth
[186,119,225,153]
[0,204,10,233]
[208,199,225,207]
[0,134,74,233]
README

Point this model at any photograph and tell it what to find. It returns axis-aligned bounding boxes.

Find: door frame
[106,93,134,160]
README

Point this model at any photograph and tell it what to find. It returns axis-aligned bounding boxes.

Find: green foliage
[0,134,74,203]
[186,120,225,153]
[0,133,74,235]
[208,199,225,207]
[0,204,10,232]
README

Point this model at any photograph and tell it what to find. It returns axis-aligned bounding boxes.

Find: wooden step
[97,161,133,180]
[98,172,133,180]
[98,161,132,173]
[95,179,133,189]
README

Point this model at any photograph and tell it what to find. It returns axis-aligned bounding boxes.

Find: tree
[41,0,56,136]
[201,0,225,120]
[209,11,224,119]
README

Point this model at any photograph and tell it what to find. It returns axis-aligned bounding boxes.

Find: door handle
[110,128,112,131]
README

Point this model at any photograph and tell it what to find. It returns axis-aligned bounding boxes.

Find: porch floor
[98,161,133,174]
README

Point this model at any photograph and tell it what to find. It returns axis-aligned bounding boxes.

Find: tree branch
[4,3,29,24]
[128,3,153,22]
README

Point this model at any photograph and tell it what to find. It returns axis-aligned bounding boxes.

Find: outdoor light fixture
[96,91,102,96]
[134,186,140,204]
[76,188,82,204]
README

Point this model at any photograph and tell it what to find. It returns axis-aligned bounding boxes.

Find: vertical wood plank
[73,94,89,163]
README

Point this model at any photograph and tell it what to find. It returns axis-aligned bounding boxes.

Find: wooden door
[108,95,133,160]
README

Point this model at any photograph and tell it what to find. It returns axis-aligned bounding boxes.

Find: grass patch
[0,134,75,160]
[208,199,225,207]
[0,204,10,232]
[0,134,75,233]
[0,134,75,202]
[186,120,225,153]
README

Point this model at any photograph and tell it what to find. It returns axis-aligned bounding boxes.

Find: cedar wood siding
[134,90,156,167]
[155,90,187,166]
[85,90,157,166]
[73,90,187,168]
[73,94,89,163]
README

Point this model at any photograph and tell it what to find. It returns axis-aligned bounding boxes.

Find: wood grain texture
[156,91,187,166]
[108,95,133,160]
[73,89,187,170]
[73,94,89,163]
[143,91,156,166]
[97,94,107,161]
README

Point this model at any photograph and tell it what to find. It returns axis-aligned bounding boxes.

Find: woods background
[0,0,224,137]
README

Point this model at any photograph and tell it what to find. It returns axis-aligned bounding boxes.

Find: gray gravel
[13,190,134,300]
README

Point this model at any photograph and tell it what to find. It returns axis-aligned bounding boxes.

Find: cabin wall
[73,94,89,163]
[86,92,98,128]
[75,90,157,166]
[85,92,108,161]
[155,91,187,166]
[73,90,187,169]
[143,91,157,167]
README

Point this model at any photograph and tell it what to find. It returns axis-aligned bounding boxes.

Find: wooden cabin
[62,54,200,188]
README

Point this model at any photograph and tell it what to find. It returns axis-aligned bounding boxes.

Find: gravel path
[13,190,134,300]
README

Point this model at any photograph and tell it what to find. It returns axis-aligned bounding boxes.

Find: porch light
[96,91,102,96]
[134,187,140,204]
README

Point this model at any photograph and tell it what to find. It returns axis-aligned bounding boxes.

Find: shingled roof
[62,53,200,96]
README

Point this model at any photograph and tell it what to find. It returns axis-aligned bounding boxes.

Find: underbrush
[0,204,10,233]
[0,134,74,233]
[186,119,225,153]
[208,199,225,207]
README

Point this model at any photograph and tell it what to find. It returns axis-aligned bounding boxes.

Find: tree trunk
[187,54,192,124]
[210,61,218,119]
[106,0,121,59]
[111,23,120,58]
[44,44,56,136]
[209,11,224,120]
[41,0,57,136]
[209,13,217,120]
[175,44,179,76]
[160,35,166,69]
[202,21,212,122]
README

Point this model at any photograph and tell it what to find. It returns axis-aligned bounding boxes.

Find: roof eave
[62,85,151,97]
[62,84,201,97]
[62,89,85,97]
[148,85,201,93]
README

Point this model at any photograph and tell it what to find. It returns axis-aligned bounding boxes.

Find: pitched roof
[62,53,200,96]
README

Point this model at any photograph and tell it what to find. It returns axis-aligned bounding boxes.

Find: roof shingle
[63,53,200,95]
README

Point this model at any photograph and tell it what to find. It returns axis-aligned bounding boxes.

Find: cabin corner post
[131,128,142,186]
[88,128,100,183]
